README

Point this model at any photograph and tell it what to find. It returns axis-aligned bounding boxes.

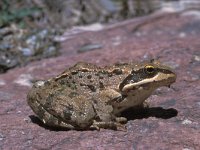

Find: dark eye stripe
[157,68,173,74]
[119,74,133,91]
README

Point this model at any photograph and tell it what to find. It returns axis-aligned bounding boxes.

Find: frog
[27,60,176,130]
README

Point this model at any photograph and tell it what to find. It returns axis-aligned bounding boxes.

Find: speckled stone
[0,11,199,149]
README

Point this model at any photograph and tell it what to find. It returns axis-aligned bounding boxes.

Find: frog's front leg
[91,89,127,130]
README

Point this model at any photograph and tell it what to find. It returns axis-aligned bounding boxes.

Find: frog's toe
[90,120,126,131]
[89,124,100,130]
[142,101,149,108]
[115,117,127,124]
[116,123,127,131]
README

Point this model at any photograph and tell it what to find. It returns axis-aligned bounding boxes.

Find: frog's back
[53,62,131,95]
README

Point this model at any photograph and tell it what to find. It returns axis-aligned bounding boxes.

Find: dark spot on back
[63,105,73,120]
[99,81,104,89]
[80,83,85,86]
[99,76,104,79]
[108,73,113,77]
[87,75,92,79]
[112,68,123,75]
[92,99,98,104]
[87,85,96,92]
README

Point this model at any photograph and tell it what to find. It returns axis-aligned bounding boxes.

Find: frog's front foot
[90,120,126,131]
[137,101,149,109]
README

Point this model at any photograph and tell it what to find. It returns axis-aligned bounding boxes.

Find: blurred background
[0,0,200,73]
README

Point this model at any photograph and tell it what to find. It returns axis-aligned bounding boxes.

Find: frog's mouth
[121,72,176,92]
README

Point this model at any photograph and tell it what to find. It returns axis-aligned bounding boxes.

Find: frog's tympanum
[27,61,176,130]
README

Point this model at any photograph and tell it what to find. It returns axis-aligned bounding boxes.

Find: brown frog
[27,61,176,130]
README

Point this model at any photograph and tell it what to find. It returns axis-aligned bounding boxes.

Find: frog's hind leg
[31,100,75,130]
[90,89,127,131]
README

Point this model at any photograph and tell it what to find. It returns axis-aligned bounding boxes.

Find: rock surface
[0,11,200,149]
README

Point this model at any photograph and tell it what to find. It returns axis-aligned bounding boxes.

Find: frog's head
[119,61,176,95]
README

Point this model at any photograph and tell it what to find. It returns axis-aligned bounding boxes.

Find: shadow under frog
[29,107,178,131]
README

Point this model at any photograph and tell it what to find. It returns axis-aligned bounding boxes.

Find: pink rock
[0,11,199,149]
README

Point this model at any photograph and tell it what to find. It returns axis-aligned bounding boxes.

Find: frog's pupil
[146,67,154,73]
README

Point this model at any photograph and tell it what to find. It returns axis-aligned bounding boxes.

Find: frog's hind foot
[115,117,127,124]
[90,120,126,131]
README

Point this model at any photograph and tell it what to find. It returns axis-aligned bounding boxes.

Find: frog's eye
[145,65,155,74]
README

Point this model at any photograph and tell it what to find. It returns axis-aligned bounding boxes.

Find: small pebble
[19,48,34,56]
[77,43,103,53]
[0,133,5,141]
[182,119,192,125]
[194,55,200,62]
[14,74,33,87]
[0,79,6,86]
